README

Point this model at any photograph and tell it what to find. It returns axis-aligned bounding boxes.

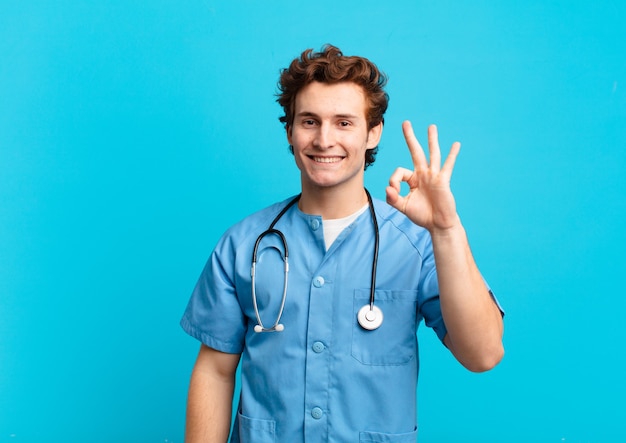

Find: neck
[299,184,369,219]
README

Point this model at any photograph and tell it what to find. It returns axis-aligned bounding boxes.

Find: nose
[314,123,335,149]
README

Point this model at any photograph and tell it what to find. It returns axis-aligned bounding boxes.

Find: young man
[181,45,504,443]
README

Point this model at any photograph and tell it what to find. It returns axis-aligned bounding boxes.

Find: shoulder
[371,197,423,232]
[371,197,433,254]
[217,196,300,248]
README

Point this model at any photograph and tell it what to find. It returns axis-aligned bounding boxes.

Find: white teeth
[313,156,342,163]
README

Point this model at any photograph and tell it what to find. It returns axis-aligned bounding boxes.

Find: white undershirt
[323,204,369,251]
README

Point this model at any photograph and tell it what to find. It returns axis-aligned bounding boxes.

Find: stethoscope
[251,189,383,333]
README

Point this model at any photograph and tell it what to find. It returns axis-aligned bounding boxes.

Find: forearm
[431,219,504,372]
[185,346,240,443]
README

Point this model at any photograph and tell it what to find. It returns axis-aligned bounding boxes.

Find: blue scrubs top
[181,197,462,442]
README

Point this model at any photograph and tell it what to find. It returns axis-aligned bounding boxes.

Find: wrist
[429,216,465,241]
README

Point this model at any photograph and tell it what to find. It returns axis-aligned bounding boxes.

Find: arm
[432,221,504,372]
[185,344,241,443]
[386,122,503,372]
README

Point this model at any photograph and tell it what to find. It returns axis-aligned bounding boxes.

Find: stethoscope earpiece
[253,323,284,333]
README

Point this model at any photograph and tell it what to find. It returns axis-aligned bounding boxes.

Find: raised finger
[428,124,441,173]
[402,120,427,170]
[441,141,461,177]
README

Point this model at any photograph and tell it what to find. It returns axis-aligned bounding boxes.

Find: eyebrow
[295,111,360,119]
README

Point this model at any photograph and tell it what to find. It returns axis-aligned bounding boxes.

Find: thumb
[385,186,402,210]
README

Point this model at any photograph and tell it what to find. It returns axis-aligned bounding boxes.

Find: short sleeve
[416,237,448,342]
[417,236,504,344]
[180,238,246,354]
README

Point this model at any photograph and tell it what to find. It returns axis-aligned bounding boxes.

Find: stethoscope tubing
[251,197,300,332]
[251,190,382,332]
[365,189,378,310]
[251,229,290,332]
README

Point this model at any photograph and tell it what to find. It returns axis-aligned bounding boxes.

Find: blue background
[1,1,625,442]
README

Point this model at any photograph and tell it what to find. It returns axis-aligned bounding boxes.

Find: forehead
[294,81,368,118]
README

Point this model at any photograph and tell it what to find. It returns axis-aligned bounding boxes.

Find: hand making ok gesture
[386,121,462,233]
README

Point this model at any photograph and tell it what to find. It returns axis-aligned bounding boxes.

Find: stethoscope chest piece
[357,304,383,330]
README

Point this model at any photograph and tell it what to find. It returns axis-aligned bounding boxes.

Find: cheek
[346,133,369,151]
[289,135,306,165]
[290,132,310,151]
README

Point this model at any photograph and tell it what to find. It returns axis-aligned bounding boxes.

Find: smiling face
[287,81,382,196]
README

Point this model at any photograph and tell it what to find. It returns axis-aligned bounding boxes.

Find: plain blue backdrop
[1,1,625,442]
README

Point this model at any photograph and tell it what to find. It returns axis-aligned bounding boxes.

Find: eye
[302,119,317,127]
[339,121,352,127]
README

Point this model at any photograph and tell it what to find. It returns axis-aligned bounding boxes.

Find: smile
[311,156,343,163]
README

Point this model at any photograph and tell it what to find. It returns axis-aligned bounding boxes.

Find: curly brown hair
[276,44,389,169]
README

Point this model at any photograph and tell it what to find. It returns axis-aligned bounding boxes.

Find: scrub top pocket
[235,410,276,443]
[351,289,419,366]
[359,427,418,442]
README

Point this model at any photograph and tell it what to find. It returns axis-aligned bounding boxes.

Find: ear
[286,125,293,145]
[366,122,383,149]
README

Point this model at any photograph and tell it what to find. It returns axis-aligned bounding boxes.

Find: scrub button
[312,341,325,353]
[311,219,321,230]
[311,407,323,419]
[313,276,325,288]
